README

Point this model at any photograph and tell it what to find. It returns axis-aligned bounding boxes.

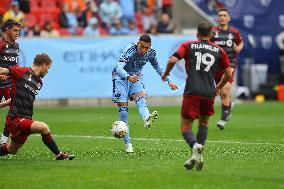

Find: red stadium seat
[41,0,56,8]
[0,0,12,15]
[24,14,37,28]
[76,27,84,36]
[29,0,41,11]
[58,28,71,36]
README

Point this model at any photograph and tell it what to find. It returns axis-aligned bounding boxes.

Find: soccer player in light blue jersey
[112,34,177,153]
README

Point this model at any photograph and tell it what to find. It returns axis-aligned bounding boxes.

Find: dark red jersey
[211,26,242,68]
[0,37,19,88]
[8,66,42,118]
[174,40,230,100]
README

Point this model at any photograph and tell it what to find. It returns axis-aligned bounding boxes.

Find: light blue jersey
[112,43,171,102]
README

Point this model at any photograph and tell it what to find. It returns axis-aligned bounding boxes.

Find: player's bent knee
[41,123,50,134]
[35,122,50,134]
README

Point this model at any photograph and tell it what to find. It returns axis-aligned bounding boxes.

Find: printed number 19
[195,52,215,72]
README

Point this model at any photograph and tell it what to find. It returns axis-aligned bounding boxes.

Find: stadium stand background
[0,0,283,105]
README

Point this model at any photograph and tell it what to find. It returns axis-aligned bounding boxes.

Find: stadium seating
[0,0,12,15]
[24,13,37,28]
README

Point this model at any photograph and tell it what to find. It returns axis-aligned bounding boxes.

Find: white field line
[32,134,284,147]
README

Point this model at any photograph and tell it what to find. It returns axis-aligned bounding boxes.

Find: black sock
[197,125,208,145]
[182,129,196,149]
[41,133,60,155]
[0,144,9,156]
[3,127,10,137]
[221,102,231,121]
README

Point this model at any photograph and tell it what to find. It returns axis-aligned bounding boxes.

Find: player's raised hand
[168,82,178,90]
[128,75,139,83]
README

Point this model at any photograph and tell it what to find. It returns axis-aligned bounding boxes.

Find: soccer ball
[111,121,128,139]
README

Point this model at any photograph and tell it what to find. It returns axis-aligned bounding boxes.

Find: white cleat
[193,143,204,171]
[184,155,196,170]
[144,111,158,129]
[125,143,134,153]
[0,134,8,144]
[217,120,226,130]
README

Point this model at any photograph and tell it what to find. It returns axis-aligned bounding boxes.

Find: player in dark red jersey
[0,53,74,160]
[162,22,232,170]
[0,19,21,144]
[211,8,244,129]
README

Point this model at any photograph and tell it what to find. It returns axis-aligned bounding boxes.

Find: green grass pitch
[0,102,284,189]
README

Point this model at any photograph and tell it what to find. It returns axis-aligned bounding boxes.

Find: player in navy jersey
[211,8,244,129]
[0,53,74,160]
[162,22,232,170]
[0,19,21,144]
[112,34,177,153]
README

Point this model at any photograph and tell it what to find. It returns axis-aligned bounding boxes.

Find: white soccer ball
[111,121,128,139]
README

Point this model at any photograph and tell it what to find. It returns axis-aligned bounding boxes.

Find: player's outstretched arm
[234,40,244,53]
[162,56,178,81]
[0,98,11,108]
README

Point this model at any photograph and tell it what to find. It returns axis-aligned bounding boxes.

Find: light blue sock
[118,106,131,144]
[136,96,150,121]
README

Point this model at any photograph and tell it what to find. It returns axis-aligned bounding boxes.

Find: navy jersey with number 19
[174,40,230,100]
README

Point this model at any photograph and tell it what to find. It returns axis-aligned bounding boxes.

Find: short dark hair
[217,8,230,15]
[33,53,52,66]
[197,22,212,37]
[139,34,151,43]
[2,19,21,32]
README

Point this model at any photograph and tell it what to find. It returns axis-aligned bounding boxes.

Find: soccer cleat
[184,155,196,170]
[193,143,204,171]
[217,120,226,130]
[125,143,134,153]
[0,134,8,144]
[144,111,158,129]
[56,152,75,160]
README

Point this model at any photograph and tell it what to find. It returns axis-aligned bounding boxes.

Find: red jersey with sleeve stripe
[8,66,42,118]
[211,26,242,68]
[173,40,230,100]
[0,37,19,88]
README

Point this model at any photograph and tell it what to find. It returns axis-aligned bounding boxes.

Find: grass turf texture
[0,102,284,189]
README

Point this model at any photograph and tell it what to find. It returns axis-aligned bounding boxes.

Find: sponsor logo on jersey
[214,41,226,46]
[3,55,18,63]
[24,83,36,94]
[226,40,233,47]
